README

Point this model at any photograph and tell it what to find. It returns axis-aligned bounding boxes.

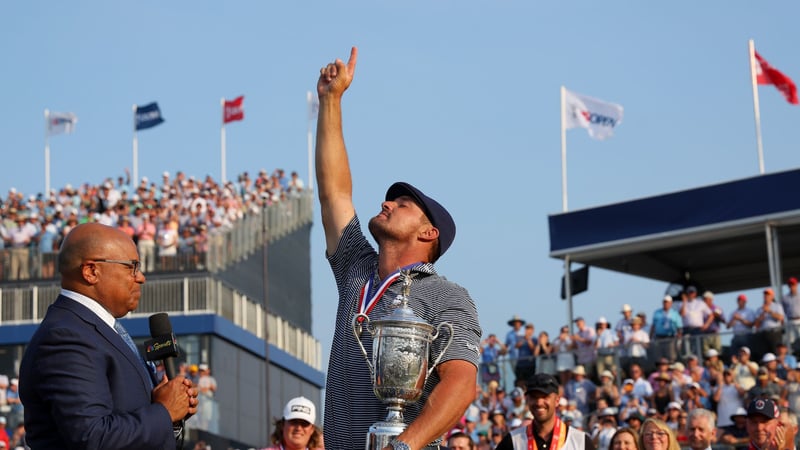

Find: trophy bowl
[372,319,434,403]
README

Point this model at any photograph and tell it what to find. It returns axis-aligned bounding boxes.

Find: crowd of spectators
[0,167,306,281]
[0,375,30,449]
[7,167,800,450]
[464,279,800,449]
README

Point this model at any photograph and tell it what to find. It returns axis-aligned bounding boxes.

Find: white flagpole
[132,104,139,185]
[221,98,227,184]
[306,91,314,191]
[560,86,569,211]
[750,39,780,302]
[560,86,575,333]
[44,109,51,196]
[749,39,765,175]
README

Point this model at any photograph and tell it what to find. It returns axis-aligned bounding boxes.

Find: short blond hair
[640,418,680,450]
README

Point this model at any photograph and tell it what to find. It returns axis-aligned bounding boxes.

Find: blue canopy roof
[548,168,800,293]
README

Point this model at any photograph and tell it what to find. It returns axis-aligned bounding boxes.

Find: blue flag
[135,102,165,130]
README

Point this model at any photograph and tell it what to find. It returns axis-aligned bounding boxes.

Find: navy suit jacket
[19,295,175,450]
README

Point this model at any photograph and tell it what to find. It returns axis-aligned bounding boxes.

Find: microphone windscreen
[149,312,173,337]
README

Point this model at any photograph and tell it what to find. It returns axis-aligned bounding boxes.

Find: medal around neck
[352,269,454,450]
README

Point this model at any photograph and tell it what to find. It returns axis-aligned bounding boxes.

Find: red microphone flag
[754,51,799,105]
[223,96,245,123]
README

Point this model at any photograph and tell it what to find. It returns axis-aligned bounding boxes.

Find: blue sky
[3,2,800,374]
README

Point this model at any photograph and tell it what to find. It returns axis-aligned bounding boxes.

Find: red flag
[754,51,799,105]
[223,96,245,123]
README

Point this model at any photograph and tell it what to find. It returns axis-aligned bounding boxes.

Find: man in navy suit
[19,223,199,449]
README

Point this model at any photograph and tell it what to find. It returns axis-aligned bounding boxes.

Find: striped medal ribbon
[356,263,422,322]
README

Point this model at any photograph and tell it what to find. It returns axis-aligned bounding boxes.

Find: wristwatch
[389,438,411,450]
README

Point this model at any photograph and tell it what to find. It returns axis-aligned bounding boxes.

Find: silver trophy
[353,270,454,450]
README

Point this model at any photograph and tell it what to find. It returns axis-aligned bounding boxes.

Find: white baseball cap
[283,396,316,424]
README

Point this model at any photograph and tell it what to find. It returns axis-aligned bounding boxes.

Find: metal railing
[0,193,315,281]
[0,276,322,370]
[204,193,314,273]
[481,325,799,390]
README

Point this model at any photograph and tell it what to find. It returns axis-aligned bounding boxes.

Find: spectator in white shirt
[680,286,710,357]
[728,294,756,355]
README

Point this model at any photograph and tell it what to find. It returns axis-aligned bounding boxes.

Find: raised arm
[315,46,359,255]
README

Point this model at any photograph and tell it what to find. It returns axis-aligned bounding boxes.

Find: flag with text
[135,102,165,130]
[564,89,624,140]
[47,111,78,136]
[223,96,245,123]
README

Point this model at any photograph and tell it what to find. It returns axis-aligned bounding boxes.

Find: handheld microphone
[145,313,179,380]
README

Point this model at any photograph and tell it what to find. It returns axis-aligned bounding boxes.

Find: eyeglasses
[286,419,312,428]
[89,259,141,277]
[643,431,669,439]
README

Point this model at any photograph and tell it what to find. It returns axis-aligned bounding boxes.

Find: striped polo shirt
[323,216,482,450]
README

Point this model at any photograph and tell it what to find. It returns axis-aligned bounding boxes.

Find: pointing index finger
[347,46,358,74]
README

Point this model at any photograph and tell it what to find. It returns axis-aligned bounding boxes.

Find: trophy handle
[352,313,375,377]
[427,321,454,379]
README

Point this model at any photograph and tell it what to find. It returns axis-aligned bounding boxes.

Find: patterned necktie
[114,320,155,389]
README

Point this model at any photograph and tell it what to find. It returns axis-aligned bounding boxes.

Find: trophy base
[366,419,407,450]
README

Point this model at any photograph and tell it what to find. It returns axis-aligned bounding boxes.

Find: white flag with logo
[564,89,623,140]
[47,111,78,136]
[307,91,319,121]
